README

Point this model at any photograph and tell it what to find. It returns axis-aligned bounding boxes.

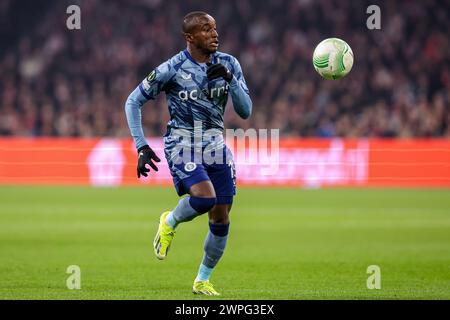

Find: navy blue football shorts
[166,146,236,205]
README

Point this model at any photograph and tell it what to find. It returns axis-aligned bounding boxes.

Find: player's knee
[209,203,231,224]
[189,196,216,214]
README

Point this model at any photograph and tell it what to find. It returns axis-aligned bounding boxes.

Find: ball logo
[146,70,156,82]
[184,162,197,172]
[142,70,156,91]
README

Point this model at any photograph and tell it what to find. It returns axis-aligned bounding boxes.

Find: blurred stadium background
[1,0,450,138]
[0,0,449,299]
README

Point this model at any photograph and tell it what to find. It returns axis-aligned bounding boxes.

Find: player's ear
[183,32,194,43]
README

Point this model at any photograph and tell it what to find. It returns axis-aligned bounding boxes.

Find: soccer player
[124,11,252,296]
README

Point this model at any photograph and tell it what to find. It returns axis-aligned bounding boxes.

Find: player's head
[182,11,219,54]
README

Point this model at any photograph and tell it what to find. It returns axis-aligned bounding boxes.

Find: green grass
[0,186,449,299]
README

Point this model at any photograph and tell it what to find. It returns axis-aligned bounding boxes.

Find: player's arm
[207,58,252,119]
[124,61,173,177]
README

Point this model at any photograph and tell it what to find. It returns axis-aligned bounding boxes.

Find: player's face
[191,15,219,54]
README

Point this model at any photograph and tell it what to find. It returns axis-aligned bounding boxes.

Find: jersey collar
[183,49,218,66]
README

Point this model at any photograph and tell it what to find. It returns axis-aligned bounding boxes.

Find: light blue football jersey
[125,49,252,160]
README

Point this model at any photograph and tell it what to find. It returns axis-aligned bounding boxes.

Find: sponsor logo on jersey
[178,84,229,101]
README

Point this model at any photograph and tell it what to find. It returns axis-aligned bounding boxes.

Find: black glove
[206,62,233,83]
[137,145,161,178]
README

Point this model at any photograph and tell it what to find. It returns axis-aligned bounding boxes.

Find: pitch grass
[0,186,449,300]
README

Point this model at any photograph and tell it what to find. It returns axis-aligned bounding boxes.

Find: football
[313,38,354,80]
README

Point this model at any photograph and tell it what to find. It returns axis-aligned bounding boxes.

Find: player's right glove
[137,145,161,178]
[206,62,233,83]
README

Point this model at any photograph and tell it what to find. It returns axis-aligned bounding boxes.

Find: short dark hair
[182,11,209,34]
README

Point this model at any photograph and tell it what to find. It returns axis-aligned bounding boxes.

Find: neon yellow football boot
[153,211,175,260]
[192,280,220,296]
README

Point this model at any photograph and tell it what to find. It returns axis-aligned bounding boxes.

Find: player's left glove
[137,145,161,178]
[206,63,233,83]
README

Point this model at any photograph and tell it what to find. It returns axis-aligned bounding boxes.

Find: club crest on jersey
[184,162,197,172]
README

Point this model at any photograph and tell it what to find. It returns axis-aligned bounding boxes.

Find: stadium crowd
[0,0,449,138]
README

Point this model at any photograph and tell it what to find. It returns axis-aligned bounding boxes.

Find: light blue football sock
[165,211,178,229]
[195,223,230,281]
[195,263,214,282]
[165,196,216,229]
[165,196,197,229]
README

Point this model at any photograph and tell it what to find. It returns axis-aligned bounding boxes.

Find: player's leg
[193,204,231,296]
[193,146,236,295]
[154,161,216,260]
[165,180,216,229]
